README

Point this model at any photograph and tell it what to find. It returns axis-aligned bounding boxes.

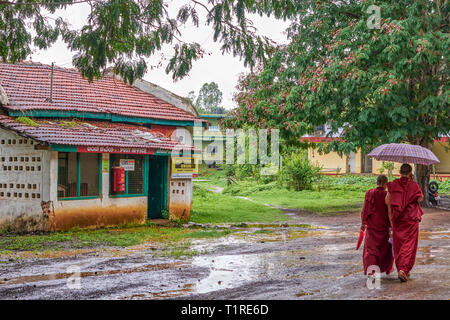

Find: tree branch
[338,11,360,19]
[190,0,272,44]
[0,0,99,5]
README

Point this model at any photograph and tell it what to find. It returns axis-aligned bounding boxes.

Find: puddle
[417,245,450,265]
[0,262,188,287]
[296,289,320,297]
[419,230,450,240]
[190,235,248,253]
[318,242,355,253]
[117,283,194,300]
[192,254,262,294]
[296,291,314,297]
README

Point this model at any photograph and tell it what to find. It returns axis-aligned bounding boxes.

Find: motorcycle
[428,181,441,206]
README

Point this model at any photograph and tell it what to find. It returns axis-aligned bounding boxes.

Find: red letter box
[112,167,126,192]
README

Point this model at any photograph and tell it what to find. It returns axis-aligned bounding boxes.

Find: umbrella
[388,236,394,258]
[356,229,365,250]
[367,143,440,165]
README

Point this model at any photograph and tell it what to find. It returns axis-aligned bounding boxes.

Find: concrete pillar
[48,151,58,202]
[101,153,110,204]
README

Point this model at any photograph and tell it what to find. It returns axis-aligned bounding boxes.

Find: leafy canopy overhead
[226,0,449,155]
[0,0,297,84]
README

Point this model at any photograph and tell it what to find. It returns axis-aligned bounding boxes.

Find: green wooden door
[148,156,168,219]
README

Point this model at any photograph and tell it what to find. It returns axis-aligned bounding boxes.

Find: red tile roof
[0,115,195,152]
[0,62,198,122]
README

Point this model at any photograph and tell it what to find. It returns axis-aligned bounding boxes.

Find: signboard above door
[77,146,155,155]
[120,159,135,171]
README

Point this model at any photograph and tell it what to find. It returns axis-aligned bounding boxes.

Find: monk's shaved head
[377,174,388,186]
[400,163,413,176]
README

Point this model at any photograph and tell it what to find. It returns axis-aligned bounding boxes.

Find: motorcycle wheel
[429,181,439,193]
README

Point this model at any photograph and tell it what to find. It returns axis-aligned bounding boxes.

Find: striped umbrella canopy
[368,143,440,166]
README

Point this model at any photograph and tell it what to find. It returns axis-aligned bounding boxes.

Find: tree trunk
[411,138,434,208]
[415,164,431,208]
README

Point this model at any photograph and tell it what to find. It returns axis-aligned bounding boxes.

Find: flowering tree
[225,0,449,201]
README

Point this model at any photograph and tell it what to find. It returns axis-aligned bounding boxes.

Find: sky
[30,0,290,110]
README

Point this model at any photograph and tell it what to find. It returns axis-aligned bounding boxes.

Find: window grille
[110,154,144,196]
[58,152,100,199]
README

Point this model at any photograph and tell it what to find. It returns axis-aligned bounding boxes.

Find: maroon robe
[361,187,394,275]
[387,177,423,274]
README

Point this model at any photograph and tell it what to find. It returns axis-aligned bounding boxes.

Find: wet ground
[0,207,448,300]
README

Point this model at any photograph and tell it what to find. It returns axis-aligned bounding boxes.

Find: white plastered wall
[0,128,51,231]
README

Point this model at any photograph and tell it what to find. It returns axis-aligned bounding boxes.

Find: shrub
[319,174,375,192]
[224,162,278,185]
[224,164,236,178]
[235,163,259,180]
[439,179,450,194]
[381,161,395,177]
[280,152,321,191]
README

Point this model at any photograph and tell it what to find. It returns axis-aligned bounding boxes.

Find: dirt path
[0,208,448,300]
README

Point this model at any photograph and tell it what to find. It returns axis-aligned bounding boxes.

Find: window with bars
[57,152,100,199]
[109,154,144,196]
[361,153,373,174]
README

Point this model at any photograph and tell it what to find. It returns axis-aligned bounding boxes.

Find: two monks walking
[361,163,423,283]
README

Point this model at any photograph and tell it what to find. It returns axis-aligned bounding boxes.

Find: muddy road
[0,208,449,300]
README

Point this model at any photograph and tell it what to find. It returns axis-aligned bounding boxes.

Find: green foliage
[319,175,378,192]
[381,161,395,177]
[234,163,259,180]
[228,0,449,155]
[15,116,39,127]
[161,209,170,220]
[223,180,279,196]
[224,0,449,197]
[185,90,197,105]
[0,0,284,83]
[195,82,223,114]
[224,164,236,178]
[280,152,321,191]
[438,179,450,195]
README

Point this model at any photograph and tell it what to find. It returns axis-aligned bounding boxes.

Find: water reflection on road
[0,211,449,300]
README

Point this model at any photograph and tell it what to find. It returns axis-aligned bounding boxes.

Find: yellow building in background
[302,137,450,179]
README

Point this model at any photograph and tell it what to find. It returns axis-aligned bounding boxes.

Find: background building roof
[0,62,199,123]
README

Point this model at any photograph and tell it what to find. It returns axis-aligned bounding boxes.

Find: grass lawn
[191,185,287,224]
[0,222,233,256]
[194,164,228,188]
[222,180,366,214]
[244,189,364,214]
[197,169,377,215]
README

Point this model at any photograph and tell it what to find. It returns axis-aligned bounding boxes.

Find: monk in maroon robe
[361,174,394,276]
[386,164,424,282]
